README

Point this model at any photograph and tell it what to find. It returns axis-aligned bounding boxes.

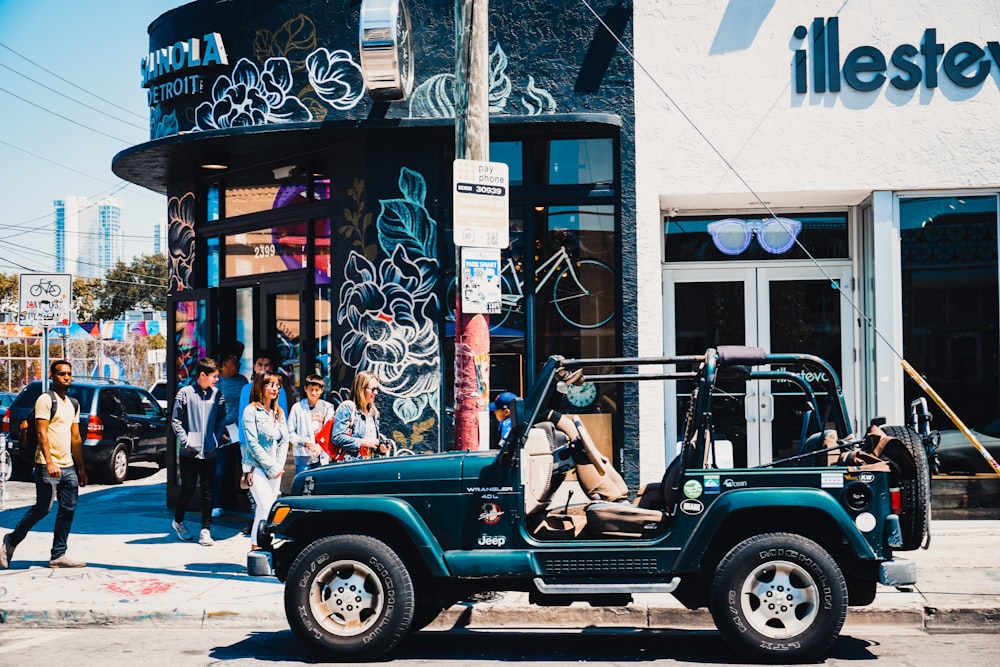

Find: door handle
[745,393,757,422]
[760,394,774,422]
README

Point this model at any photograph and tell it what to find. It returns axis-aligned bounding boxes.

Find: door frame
[662,261,856,466]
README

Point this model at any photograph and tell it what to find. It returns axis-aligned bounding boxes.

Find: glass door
[663,263,854,466]
[260,279,306,389]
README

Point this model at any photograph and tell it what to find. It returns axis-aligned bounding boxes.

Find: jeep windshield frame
[504,345,853,471]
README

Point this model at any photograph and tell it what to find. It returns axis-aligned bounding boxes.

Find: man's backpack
[16,390,79,464]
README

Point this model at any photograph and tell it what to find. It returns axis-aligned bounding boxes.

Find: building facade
[114,0,1000,490]
[54,195,125,278]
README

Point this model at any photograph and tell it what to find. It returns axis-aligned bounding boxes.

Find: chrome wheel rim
[739,559,819,638]
[308,559,383,636]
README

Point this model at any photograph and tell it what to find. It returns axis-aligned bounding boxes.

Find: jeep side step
[532,576,681,594]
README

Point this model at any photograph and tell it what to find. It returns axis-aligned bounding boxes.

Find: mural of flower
[306,48,365,110]
[149,106,178,140]
[337,247,440,398]
[521,75,557,115]
[167,192,196,292]
[194,57,312,130]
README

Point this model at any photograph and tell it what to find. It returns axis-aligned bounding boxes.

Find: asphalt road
[0,627,997,666]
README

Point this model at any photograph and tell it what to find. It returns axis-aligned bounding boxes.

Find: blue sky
[0,0,180,275]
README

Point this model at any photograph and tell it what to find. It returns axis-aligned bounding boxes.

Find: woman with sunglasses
[241,370,290,551]
[330,370,392,460]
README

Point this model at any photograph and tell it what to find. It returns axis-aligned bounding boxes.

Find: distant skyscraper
[53,196,124,278]
[153,218,167,255]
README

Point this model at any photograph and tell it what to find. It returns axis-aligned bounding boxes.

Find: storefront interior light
[201,163,228,170]
[534,205,546,212]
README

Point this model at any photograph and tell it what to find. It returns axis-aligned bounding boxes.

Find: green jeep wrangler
[255,346,928,662]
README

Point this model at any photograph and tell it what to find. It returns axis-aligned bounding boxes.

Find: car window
[66,386,94,414]
[99,388,122,415]
[12,383,42,409]
[119,388,147,416]
[128,388,162,418]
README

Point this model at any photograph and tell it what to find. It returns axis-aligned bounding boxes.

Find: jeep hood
[287,451,498,497]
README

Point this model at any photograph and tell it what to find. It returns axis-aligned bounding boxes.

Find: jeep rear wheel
[284,534,414,660]
[709,532,847,663]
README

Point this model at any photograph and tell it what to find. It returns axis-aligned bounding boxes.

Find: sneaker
[49,555,86,568]
[172,520,192,541]
[0,534,12,569]
[199,529,214,546]
[211,507,223,518]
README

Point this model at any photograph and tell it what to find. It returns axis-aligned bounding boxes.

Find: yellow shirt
[33,392,79,468]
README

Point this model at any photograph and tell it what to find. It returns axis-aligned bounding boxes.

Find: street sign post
[19,273,73,391]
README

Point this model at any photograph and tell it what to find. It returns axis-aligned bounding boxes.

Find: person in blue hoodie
[170,357,227,547]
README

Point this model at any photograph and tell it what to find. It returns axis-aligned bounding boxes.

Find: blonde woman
[330,370,392,460]
[241,370,290,550]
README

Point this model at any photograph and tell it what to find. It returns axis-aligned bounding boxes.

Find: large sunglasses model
[706,217,802,255]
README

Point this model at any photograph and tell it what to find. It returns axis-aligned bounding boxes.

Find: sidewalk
[0,469,998,633]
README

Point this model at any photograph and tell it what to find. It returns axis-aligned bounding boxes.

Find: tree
[94,253,168,321]
[72,277,103,322]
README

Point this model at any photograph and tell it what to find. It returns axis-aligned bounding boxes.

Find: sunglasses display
[707,217,802,255]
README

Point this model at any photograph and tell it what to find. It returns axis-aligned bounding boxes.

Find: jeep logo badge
[680,499,704,515]
[478,534,507,547]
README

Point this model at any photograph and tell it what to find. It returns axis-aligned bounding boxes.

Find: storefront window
[314,218,331,285]
[900,195,999,431]
[314,286,333,385]
[207,185,220,222]
[548,138,613,185]
[223,182,310,218]
[207,237,219,287]
[174,299,208,384]
[664,212,848,262]
[490,142,523,186]
[224,222,309,277]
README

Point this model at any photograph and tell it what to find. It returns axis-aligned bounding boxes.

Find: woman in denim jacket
[330,370,392,461]
[241,370,290,550]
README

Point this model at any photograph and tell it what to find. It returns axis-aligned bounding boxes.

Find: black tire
[284,534,414,660]
[881,425,931,551]
[105,443,129,484]
[709,533,847,663]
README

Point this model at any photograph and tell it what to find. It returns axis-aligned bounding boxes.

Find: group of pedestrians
[170,349,392,553]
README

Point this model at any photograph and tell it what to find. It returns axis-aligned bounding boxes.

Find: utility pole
[453,0,490,450]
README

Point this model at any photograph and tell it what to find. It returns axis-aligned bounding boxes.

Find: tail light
[2,408,9,433]
[86,415,104,440]
[889,487,902,515]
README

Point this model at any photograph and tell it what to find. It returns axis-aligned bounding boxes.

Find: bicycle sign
[19,273,72,327]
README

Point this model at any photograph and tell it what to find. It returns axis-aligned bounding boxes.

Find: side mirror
[511,397,524,431]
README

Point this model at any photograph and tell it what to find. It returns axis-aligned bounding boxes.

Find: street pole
[453,0,490,450]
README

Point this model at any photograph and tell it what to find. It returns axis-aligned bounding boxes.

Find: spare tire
[880,425,931,550]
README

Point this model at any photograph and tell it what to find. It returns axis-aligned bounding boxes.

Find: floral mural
[167,192,196,292]
[335,168,441,452]
[194,57,313,130]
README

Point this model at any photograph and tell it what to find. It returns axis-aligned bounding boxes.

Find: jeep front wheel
[709,533,847,663]
[284,534,414,660]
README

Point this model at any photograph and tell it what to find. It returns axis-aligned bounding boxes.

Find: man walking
[171,357,227,546]
[1,360,87,569]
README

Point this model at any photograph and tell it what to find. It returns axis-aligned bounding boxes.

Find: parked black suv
[1,378,168,484]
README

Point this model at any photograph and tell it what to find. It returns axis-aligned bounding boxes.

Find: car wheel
[105,443,129,484]
[709,532,847,663]
[880,425,931,551]
[284,534,414,660]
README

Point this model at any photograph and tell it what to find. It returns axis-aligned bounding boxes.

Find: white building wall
[635,0,1000,210]
[633,0,1000,477]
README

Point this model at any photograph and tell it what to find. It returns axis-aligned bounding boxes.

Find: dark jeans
[8,464,79,560]
[175,455,216,529]
[212,443,239,510]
